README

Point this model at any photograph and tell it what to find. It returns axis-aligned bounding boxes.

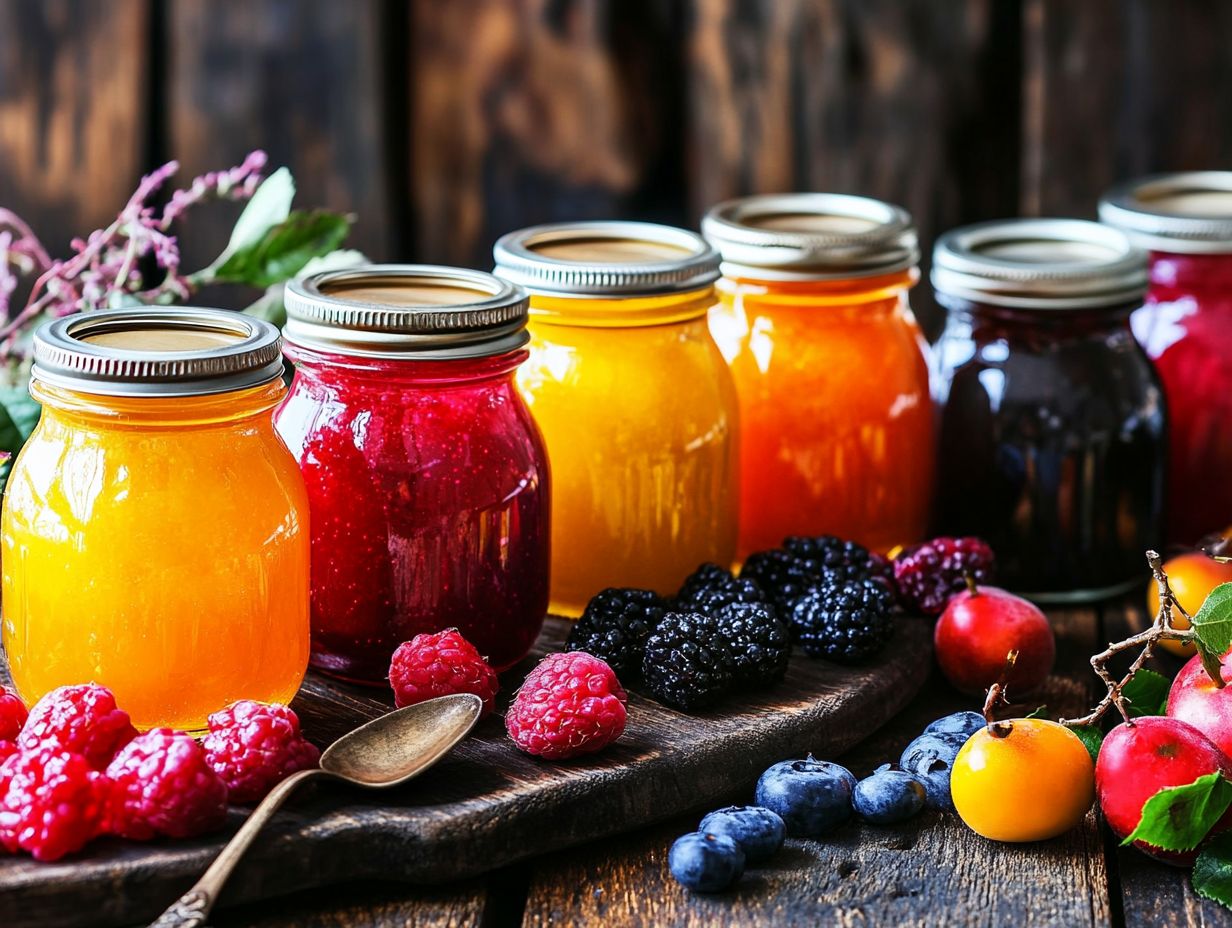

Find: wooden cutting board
[0,616,931,928]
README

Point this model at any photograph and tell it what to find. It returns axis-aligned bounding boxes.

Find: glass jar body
[275,349,549,678]
[1,381,310,731]
[516,289,739,615]
[1133,252,1232,543]
[709,272,934,557]
[932,297,1166,600]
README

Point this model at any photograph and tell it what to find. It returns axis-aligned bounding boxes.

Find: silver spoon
[148,693,484,928]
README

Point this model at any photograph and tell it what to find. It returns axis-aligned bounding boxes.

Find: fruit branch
[1061,550,1201,728]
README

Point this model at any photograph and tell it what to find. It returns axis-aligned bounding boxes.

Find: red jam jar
[274,266,550,680]
[1101,173,1232,543]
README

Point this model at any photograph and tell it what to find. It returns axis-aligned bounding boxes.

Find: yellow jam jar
[494,221,739,615]
[2,309,310,731]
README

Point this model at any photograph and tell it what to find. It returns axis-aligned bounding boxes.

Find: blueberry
[668,832,746,892]
[899,732,966,811]
[698,805,786,863]
[924,711,986,739]
[754,757,856,837]
[852,764,927,824]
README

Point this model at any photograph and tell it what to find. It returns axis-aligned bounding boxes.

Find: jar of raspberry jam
[1101,172,1232,543]
[931,219,1164,601]
[275,266,550,680]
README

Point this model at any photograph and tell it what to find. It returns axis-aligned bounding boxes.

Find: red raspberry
[389,629,500,717]
[105,729,229,840]
[893,537,996,616]
[0,741,16,765]
[505,652,627,760]
[20,684,136,769]
[0,687,27,741]
[0,747,109,860]
[202,701,319,803]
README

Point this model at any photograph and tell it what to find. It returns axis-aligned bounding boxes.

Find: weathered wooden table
[200,597,1231,928]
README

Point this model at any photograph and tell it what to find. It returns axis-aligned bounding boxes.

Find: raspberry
[0,741,15,764]
[105,729,229,840]
[20,684,136,769]
[676,564,767,614]
[506,652,627,760]
[0,687,27,741]
[713,602,791,687]
[894,536,996,615]
[566,588,665,679]
[642,612,735,710]
[388,629,499,717]
[0,747,109,860]
[790,578,895,664]
[202,701,320,803]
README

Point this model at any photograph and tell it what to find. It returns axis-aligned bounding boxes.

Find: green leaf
[0,385,41,495]
[1025,705,1050,720]
[1070,725,1104,765]
[1121,668,1172,717]
[1123,772,1232,852]
[1194,832,1232,910]
[212,211,351,288]
[210,167,295,269]
[1193,582,1232,657]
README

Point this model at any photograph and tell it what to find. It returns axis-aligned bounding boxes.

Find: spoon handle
[147,767,325,928]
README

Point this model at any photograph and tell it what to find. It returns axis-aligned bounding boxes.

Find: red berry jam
[275,267,550,680]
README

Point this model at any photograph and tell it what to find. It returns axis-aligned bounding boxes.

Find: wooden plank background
[2,0,1230,333]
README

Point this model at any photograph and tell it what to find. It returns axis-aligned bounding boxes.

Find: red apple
[934,585,1055,695]
[1096,716,1232,864]
[1167,649,1232,757]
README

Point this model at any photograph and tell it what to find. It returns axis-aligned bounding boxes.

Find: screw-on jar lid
[284,265,530,359]
[1100,172,1232,253]
[931,218,1148,309]
[32,308,284,397]
[492,221,719,296]
[701,193,920,280]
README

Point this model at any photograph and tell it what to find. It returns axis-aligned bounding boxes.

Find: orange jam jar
[702,194,934,558]
[2,309,310,731]
[494,222,739,615]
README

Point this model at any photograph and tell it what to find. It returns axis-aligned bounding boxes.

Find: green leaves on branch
[212,210,351,288]
[1123,772,1232,852]
[1120,668,1171,718]
[1069,725,1104,765]
[1194,833,1232,910]
[1192,582,1232,687]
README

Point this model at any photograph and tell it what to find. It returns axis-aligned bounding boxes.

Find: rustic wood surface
[0,615,930,928]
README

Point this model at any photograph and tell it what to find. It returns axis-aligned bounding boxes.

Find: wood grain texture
[409,0,687,267]
[522,607,1115,928]
[210,879,490,928]
[0,0,149,256]
[0,616,929,928]
[166,0,393,270]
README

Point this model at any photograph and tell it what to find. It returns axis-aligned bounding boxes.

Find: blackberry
[790,578,895,664]
[893,536,996,615]
[676,564,767,614]
[784,535,895,588]
[642,612,735,710]
[676,563,733,604]
[738,549,818,614]
[565,588,666,679]
[713,602,790,687]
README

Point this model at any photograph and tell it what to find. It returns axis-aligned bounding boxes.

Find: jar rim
[32,308,284,398]
[932,218,1148,310]
[1101,172,1232,253]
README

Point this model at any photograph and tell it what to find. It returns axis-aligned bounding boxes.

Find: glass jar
[931,219,1164,601]
[2,309,309,731]
[703,193,933,558]
[494,222,739,615]
[1101,172,1232,543]
[275,266,549,679]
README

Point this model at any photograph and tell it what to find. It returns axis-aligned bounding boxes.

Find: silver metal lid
[283,265,529,359]
[1100,172,1232,253]
[32,308,284,397]
[702,192,920,280]
[492,221,719,296]
[931,218,1148,310]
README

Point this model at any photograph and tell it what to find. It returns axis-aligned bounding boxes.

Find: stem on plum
[983,650,1018,738]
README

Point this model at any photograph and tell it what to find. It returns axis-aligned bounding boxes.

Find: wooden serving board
[0,616,931,928]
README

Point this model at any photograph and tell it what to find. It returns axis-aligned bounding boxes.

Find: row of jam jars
[274,266,551,680]
[930,219,1166,601]
[701,193,935,558]
[493,222,740,615]
[1100,172,1232,544]
[2,309,310,732]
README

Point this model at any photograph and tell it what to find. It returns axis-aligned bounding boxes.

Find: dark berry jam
[275,348,550,680]
[932,297,1166,599]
